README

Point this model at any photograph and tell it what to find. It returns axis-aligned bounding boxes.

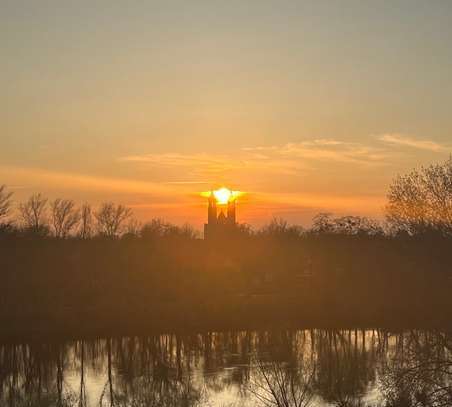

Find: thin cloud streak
[378,134,449,152]
[164,181,211,185]
[245,139,390,167]
[0,165,180,196]
[252,191,385,213]
[275,141,388,165]
[120,138,390,180]
[119,151,310,177]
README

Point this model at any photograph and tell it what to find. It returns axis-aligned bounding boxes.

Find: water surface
[1,329,450,406]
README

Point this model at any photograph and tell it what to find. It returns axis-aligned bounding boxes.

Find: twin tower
[204,193,237,240]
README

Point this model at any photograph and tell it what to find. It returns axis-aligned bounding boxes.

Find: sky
[1,0,452,228]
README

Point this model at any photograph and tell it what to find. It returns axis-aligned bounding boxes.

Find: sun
[213,187,232,204]
[201,187,243,204]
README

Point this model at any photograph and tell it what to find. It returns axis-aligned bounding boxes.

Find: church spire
[208,191,217,225]
[227,198,236,225]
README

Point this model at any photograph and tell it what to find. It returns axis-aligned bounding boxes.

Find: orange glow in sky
[2,2,452,228]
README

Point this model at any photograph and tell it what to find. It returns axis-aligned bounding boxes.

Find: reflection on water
[0,330,450,406]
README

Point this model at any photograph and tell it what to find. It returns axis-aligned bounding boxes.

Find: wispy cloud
[119,151,310,178]
[378,134,449,152]
[255,191,385,213]
[164,181,210,185]
[120,138,389,183]
[243,139,389,165]
[120,153,228,167]
[0,165,178,197]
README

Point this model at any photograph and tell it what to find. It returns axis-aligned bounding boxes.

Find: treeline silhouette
[0,159,451,337]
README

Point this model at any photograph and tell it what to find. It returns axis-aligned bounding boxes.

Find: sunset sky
[2,1,452,227]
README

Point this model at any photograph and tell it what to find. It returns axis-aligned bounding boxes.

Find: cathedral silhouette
[204,192,237,240]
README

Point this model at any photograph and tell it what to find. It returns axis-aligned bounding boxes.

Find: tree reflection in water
[0,330,450,407]
[380,331,452,407]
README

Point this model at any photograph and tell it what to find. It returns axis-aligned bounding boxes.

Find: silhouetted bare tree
[18,193,49,235]
[140,218,169,240]
[179,223,199,239]
[311,213,382,236]
[235,222,253,237]
[0,185,13,224]
[259,217,304,238]
[125,217,142,237]
[50,198,80,238]
[386,157,452,235]
[311,212,335,233]
[166,223,199,239]
[78,203,93,239]
[95,202,132,238]
[139,219,199,240]
[332,216,382,236]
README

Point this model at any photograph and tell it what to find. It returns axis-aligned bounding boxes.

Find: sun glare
[201,187,242,205]
[213,187,232,204]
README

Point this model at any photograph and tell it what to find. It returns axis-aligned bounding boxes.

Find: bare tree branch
[50,198,80,238]
[95,202,132,238]
[78,203,93,239]
[0,185,13,223]
[18,193,49,235]
[386,157,452,235]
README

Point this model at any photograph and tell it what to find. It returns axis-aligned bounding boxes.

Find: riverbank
[1,293,451,342]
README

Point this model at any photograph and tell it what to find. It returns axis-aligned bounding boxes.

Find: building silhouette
[204,192,237,240]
